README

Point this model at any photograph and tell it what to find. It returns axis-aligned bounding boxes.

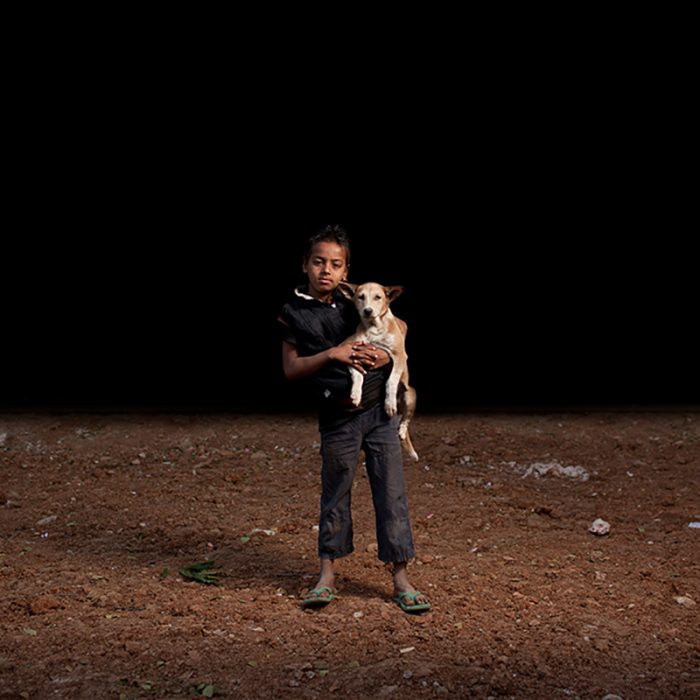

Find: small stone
[589,518,610,536]
[414,665,434,679]
[674,595,695,607]
[29,595,62,615]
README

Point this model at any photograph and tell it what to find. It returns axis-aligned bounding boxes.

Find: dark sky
[4,208,697,411]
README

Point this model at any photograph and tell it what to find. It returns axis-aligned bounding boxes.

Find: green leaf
[240,536,251,544]
[179,561,222,585]
[203,684,215,698]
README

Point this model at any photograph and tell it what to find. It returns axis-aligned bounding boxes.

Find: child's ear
[338,281,357,299]
[385,285,404,302]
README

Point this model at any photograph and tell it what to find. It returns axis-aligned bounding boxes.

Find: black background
[4,200,697,412]
[4,10,696,413]
[4,70,696,412]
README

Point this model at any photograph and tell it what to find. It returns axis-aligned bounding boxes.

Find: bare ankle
[318,558,335,585]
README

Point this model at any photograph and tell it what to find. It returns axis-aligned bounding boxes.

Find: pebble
[589,518,611,536]
[29,595,62,615]
[413,665,434,679]
[673,595,696,607]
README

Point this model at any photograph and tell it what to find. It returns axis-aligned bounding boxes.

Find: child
[278,225,430,614]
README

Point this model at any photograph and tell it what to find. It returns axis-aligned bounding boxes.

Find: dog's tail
[401,427,419,462]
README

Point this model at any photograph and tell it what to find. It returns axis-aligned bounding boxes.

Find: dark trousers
[318,404,416,563]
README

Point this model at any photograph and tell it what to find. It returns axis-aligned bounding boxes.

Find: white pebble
[589,518,610,536]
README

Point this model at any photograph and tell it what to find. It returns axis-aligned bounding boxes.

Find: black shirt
[278,286,390,427]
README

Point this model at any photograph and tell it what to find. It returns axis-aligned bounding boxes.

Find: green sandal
[301,585,336,608]
[393,590,431,614]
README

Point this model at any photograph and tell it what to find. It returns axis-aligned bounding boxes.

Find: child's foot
[392,565,430,611]
[302,573,336,607]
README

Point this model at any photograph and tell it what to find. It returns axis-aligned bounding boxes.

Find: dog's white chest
[363,326,395,352]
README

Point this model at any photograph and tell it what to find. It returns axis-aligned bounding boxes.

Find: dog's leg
[384,362,402,416]
[349,367,364,407]
[398,384,419,461]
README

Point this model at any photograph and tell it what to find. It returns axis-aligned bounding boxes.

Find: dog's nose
[363,308,373,317]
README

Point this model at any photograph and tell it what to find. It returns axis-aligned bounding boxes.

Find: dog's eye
[358,294,365,300]
[375,295,381,300]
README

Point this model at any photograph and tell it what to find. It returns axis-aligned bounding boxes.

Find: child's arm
[282,341,389,381]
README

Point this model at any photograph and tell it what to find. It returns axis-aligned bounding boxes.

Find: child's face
[303,241,348,299]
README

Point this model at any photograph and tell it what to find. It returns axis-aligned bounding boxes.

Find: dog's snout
[363,307,373,317]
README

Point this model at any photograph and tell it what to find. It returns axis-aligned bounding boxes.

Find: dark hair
[304,225,351,265]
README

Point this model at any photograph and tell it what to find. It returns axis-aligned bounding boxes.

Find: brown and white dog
[339,281,419,461]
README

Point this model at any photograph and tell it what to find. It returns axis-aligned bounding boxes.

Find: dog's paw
[350,387,362,406]
[398,422,408,439]
[385,398,397,416]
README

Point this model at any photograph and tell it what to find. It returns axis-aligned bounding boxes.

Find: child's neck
[309,287,335,304]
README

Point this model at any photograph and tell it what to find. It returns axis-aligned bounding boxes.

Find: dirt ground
[0,410,698,699]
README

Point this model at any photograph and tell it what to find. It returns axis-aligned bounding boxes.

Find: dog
[339,281,419,461]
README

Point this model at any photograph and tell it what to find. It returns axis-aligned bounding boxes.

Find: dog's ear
[338,281,357,299]
[384,286,404,302]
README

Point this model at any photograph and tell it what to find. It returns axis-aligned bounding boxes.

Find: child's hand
[354,342,392,369]
[331,342,380,375]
